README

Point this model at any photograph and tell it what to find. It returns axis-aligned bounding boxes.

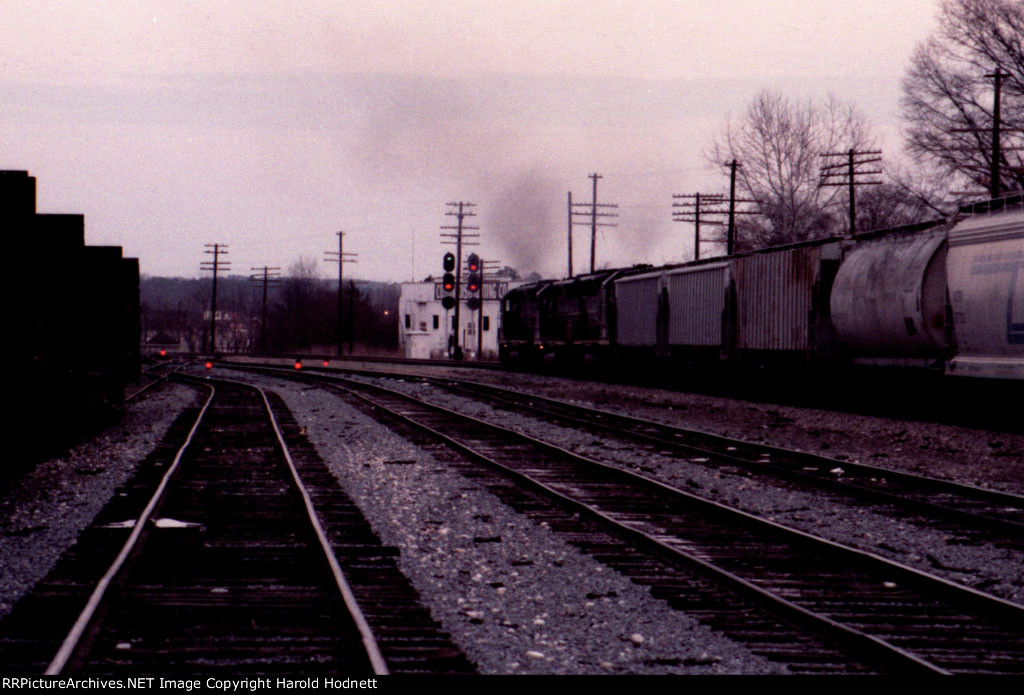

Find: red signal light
[323,360,330,367]
[467,253,480,273]
[294,360,302,370]
[159,349,166,357]
[205,361,213,369]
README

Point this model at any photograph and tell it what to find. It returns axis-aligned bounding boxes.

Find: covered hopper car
[499,197,1024,384]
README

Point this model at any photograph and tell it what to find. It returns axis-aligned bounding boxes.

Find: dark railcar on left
[1,170,140,467]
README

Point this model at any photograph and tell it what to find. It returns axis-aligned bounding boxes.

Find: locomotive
[1,170,141,468]
[499,196,1024,383]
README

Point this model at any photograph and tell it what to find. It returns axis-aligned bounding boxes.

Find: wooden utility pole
[589,173,600,273]
[324,231,358,356]
[716,161,759,255]
[201,243,230,354]
[819,150,883,233]
[727,161,738,255]
[566,191,573,277]
[569,174,618,274]
[987,68,1010,198]
[672,192,728,260]
[441,202,479,360]
[947,67,1023,198]
[249,265,281,355]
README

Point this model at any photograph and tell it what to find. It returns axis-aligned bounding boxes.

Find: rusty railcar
[830,222,949,367]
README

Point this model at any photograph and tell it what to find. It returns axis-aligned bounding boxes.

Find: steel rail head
[250,381,390,677]
[46,381,216,675]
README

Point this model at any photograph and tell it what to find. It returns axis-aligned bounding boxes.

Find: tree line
[141,258,399,355]
[710,0,1023,253]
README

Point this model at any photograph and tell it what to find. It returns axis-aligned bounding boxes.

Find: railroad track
[0,375,472,675]
[277,364,1024,546]
[125,362,186,403]
[224,365,1024,675]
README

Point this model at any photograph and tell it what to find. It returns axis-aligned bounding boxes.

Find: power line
[671,192,728,261]
[819,149,884,233]
[200,243,230,354]
[324,231,358,356]
[569,173,619,274]
[249,266,281,355]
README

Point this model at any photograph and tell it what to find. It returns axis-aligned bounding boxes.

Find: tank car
[830,220,949,368]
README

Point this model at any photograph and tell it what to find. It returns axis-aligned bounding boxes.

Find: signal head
[443,252,455,272]
[467,253,480,273]
[442,272,455,292]
[467,273,481,293]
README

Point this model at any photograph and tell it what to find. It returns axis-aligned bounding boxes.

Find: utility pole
[441,202,479,360]
[819,149,883,233]
[569,174,618,274]
[727,161,738,255]
[201,243,230,355]
[671,192,728,260]
[566,191,573,277]
[987,68,1009,198]
[249,266,281,355]
[324,231,358,356]
[719,161,759,255]
[947,67,1024,198]
[348,278,356,354]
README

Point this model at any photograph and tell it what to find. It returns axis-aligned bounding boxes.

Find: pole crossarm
[818,148,885,232]
[200,243,230,355]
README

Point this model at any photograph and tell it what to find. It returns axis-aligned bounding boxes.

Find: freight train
[499,195,1024,383]
[1,170,141,466]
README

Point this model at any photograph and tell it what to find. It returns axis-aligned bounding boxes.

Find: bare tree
[707,90,876,250]
[901,0,1024,195]
[271,256,333,352]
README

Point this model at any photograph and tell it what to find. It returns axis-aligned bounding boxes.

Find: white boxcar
[946,204,1024,380]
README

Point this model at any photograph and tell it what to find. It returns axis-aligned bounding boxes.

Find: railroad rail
[264,363,1024,546]
[0,375,471,675]
[224,365,1024,675]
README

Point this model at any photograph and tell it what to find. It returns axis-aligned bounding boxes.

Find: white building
[399,277,522,360]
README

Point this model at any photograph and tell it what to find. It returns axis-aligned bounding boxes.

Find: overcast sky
[1,0,940,281]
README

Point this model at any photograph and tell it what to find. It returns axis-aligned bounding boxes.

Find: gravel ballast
[351,373,1024,605]
[4,361,1022,674]
[234,371,784,674]
[0,382,199,618]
